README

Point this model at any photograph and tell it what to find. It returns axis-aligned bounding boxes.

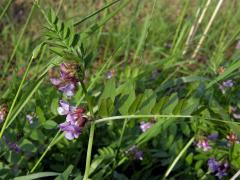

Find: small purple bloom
[3,137,21,153]
[58,101,87,140]
[233,113,240,119]
[208,158,219,172]
[207,158,228,179]
[216,162,228,179]
[226,133,239,144]
[208,133,218,140]
[8,142,21,153]
[222,80,233,88]
[140,121,153,132]
[58,83,76,97]
[26,114,34,124]
[57,100,71,115]
[49,63,79,97]
[50,78,61,86]
[231,106,240,120]
[196,139,211,151]
[126,145,144,160]
[59,121,81,140]
[105,70,115,79]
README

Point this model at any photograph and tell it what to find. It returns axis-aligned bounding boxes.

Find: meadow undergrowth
[0,0,240,179]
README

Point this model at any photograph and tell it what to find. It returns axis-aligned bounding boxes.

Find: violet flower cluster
[226,133,239,144]
[140,121,153,133]
[58,100,87,140]
[231,106,240,120]
[50,63,79,97]
[140,119,156,133]
[208,158,229,179]
[126,145,144,160]
[196,138,212,151]
[219,79,233,94]
[105,69,116,79]
[3,136,21,153]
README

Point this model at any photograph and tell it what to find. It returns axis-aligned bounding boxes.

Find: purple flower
[208,158,219,172]
[57,100,71,115]
[216,163,229,179]
[231,106,240,120]
[58,100,87,140]
[8,142,21,153]
[196,139,212,151]
[208,158,228,179]
[233,113,240,119]
[49,63,79,97]
[3,136,21,153]
[105,70,115,79]
[127,145,144,160]
[226,133,239,144]
[208,133,218,140]
[58,83,76,97]
[140,121,153,132]
[26,114,34,124]
[59,121,81,140]
[222,80,233,88]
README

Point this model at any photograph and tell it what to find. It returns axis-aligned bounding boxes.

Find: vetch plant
[1,0,240,179]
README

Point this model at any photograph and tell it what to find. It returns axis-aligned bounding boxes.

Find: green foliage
[0,0,240,179]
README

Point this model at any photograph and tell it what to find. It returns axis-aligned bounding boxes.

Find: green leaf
[98,98,114,117]
[36,107,46,124]
[100,78,116,102]
[55,165,74,180]
[14,172,59,180]
[51,98,59,115]
[43,120,58,130]
[161,93,179,114]
[20,139,37,153]
[137,89,156,114]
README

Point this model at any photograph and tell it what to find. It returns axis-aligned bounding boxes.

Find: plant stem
[30,130,63,173]
[111,119,128,175]
[191,0,224,59]
[95,115,193,124]
[83,122,95,180]
[0,56,35,139]
[79,80,95,180]
[0,0,14,22]
[163,137,195,179]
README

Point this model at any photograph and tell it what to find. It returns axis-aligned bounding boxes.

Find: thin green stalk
[56,0,64,15]
[94,115,240,125]
[163,137,195,179]
[95,115,193,124]
[1,2,36,80]
[0,0,14,22]
[6,77,45,129]
[191,0,224,59]
[79,80,95,180]
[83,122,95,180]
[171,0,190,53]
[73,0,121,26]
[0,56,35,139]
[30,131,63,173]
[111,119,128,174]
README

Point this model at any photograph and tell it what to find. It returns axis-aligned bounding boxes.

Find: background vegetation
[0,0,240,179]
